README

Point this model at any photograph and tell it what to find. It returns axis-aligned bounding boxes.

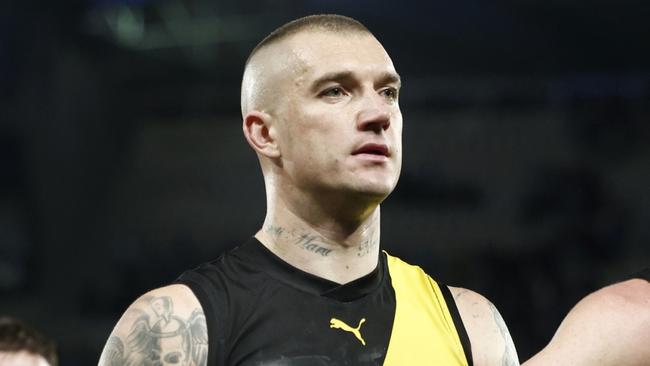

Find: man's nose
[356,94,391,133]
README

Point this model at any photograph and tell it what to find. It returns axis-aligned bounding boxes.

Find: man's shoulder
[567,278,650,337]
[382,252,520,366]
[594,277,650,308]
[106,284,204,338]
[128,284,202,316]
[99,284,208,365]
[524,278,650,366]
[382,251,433,278]
[449,286,519,366]
[572,278,650,340]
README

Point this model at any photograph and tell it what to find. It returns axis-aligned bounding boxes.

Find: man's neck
[255,199,381,284]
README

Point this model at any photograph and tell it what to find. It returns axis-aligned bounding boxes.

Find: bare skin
[0,351,51,366]
[524,278,650,366]
[451,287,520,366]
[101,24,519,366]
[99,284,207,366]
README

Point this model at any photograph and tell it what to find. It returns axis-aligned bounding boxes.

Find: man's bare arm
[523,278,650,366]
[450,287,519,366]
[99,284,208,366]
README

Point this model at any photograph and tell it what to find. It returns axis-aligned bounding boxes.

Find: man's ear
[242,111,281,158]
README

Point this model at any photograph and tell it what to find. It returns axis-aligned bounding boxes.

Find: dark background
[1,0,649,364]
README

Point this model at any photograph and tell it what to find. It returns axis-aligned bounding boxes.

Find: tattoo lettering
[296,233,333,256]
[489,303,519,366]
[356,237,376,257]
[265,225,285,238]
[356,225,379,257]
[265,225,335,257]
[101,296,208,366]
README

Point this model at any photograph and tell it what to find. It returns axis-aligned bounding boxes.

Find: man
[0,317,58,366]
[100,14,518,365]
[524,268,650,366]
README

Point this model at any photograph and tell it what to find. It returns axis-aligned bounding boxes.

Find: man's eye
[321,87,345,97]
[380,88,398,100]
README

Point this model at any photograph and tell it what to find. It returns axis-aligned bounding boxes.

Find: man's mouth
[352,143,390,157]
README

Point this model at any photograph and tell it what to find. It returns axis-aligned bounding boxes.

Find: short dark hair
[246,14,371,66]
[0,317,58,366]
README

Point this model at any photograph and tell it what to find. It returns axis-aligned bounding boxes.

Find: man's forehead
[260,30,380,60]
[276,31,396,79]
[248,36,309,80]
[289,31,387,59]
[242,29,397,113]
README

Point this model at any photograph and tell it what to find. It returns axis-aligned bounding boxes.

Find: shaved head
[241,14,373,116]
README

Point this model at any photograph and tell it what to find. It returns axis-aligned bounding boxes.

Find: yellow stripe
[383,253,468,365]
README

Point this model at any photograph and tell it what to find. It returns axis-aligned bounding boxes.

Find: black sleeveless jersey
[175,238,472,366]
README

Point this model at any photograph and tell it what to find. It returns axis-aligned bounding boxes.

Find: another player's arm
[450,287,519,366]
[523,278,650,366]
[99,284,208,366]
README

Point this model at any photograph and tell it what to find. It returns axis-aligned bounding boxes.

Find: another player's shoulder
[571,278,650,340]
[565,278,650,336]
[99,284,208,366]
[524,278,650,366]
[449,287,519,366]
[588,277,650,311]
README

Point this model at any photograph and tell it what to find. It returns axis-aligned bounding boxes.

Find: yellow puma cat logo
[330,317,366,346]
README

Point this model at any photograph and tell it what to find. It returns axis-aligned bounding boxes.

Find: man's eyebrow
[377,71,401,88]
[310,71,355,92]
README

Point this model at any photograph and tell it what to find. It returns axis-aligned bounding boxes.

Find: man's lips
[352,143,390,157]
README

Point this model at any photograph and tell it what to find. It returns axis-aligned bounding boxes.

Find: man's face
[271,31,402,202]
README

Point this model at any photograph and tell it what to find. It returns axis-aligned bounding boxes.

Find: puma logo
[330,317,366,346]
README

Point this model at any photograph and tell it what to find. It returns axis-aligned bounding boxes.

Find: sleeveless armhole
[176,271,223,366]
[440,284,474,366]
[385,253,471,365]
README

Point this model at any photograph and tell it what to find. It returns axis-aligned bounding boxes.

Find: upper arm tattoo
[100,296,208,366]
[98,336,125,366]
[488,303,519,366]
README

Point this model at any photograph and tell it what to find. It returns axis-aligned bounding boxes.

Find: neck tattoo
[264,224,378,258]
[265,225,334,257]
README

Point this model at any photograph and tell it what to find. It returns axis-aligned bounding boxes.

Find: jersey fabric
[176,238,472,366]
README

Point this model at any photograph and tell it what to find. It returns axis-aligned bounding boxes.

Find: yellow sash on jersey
[383,254,469,365]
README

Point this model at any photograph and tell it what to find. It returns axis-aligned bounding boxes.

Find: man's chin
[312,175,397,204]
[346,181,395,202]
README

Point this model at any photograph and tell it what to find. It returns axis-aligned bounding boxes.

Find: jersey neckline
[233,237,385,302]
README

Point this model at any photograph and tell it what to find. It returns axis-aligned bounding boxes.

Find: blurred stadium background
[1,0,649,364]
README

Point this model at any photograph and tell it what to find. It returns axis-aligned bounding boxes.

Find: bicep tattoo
[98,336,126,366]
[100,296,208,366]
[489,303,519,366]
